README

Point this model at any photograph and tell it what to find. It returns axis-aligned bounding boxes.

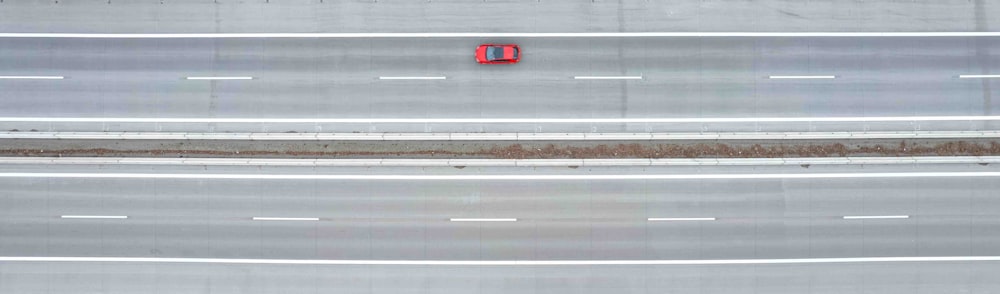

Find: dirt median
[2,139,1000,159]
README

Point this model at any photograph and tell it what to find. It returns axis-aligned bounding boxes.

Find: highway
[1,163,999,292]
[1,36,999,133]
[2,1,1000,293]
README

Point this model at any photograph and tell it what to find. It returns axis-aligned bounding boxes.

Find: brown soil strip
[2,139,1000,159]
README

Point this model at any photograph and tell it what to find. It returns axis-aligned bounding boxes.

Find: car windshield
[487,46,505,61]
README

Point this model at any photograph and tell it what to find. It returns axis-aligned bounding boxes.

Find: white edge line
[0,76,65,80]
[2,156,999,167]
[768,75,837,79]
[0,131,998,141]
[0,256,997,265]
[60,215,128,219]
[6,116,1000,123]
[574,76,643,80]
[959,75,1000,79]
[185,77,254,80]
[3,172,1000,180]
[5,32,1000,38]
[449,218,518,222]
[843,215,910,219]
[648,217,717,221]
[252,217,320,221]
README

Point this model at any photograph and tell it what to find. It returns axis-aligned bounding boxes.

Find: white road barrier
[0,256,997,265]
[0,156,997,167]
[1,131,998,140]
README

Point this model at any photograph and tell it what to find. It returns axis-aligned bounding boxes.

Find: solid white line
[5,156,998,167]
[378,76,446,80]
[3,32,1000,38]
[574,76,643,80]
[959,75,1000,79]
[60,215,128,219]
[769,75,836,79]
[0,76,65,80]
[3,116,1000,123]
[843,215,910,220]
[252,217,320,221]
[1,131,997,141]
[449,218,517,222]
[185,76,253,80]
[1,256,997,265]
[2,172,999,180]
[648,217,717,221]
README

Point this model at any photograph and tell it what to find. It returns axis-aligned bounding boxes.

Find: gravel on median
[2,139,1000,159]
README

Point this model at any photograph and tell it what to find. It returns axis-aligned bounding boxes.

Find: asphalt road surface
[1,37,1000,133]
[2,1,1000,293]
[1,163,999,292]
[0,0,996,34]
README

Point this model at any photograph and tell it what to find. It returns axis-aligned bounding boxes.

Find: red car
[476,44,520,64]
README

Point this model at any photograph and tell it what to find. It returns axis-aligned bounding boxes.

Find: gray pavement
[1,163,999,260]
[1,262,999,293]
[1,37,1000,133]
[1,164,1000,292]
[3,1,1000,292]
[0,0,997,34]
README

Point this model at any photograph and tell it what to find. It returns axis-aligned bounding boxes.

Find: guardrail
[1,131,998,140]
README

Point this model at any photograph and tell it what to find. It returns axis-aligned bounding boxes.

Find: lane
[0,0,995,34]
[1,164,998,262]
[1,37,998,133]
[1,261,996,294]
